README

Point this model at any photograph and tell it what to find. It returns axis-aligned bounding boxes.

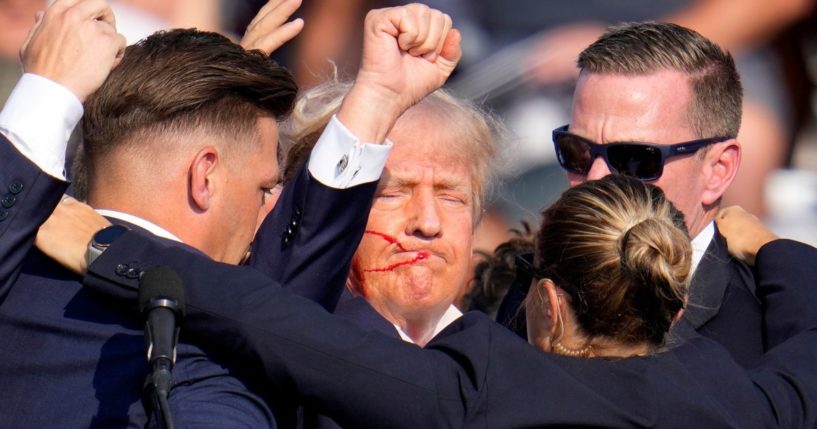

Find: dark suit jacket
[0,147,376,429]
[668,228,764,367]
[0,135,67,297]
[84,232,817,428]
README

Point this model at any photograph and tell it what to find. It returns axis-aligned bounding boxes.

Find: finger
[19,10,44,62]
[46,0,84,12]
[247,18,304,53]
[395,8,420,52]
[438,27,462,65]
[247,0,302,34]
[246,0,284,29]
[414,11,446,60]
[407,6,431,55]
[434,13,452,56]
[110,32,128,68]
[68,0,115,23]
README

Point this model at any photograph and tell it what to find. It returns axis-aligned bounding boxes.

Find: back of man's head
[78,28,296,198]
[577,22,742,139]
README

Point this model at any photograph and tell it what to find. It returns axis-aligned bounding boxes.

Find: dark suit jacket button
[115,264,129,276]
[8,181,23,194]
[0,210,7,221]
[1,195,15,208]
[125,268,141,279]
[290,219,299,228]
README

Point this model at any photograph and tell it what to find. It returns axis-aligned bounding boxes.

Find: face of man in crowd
[567,69,714,237]
[210,117,281,264]
[349,111,475,336]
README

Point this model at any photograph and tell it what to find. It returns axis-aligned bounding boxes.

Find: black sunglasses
[552,125,733,181]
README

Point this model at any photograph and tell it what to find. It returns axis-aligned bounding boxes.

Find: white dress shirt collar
[690,221,715,275]
[95,209,182,242]
[395,304,463,344]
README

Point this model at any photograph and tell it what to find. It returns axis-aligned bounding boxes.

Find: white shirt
[394,305,463,344]
[0,73,83,180]
[690,222,715,275]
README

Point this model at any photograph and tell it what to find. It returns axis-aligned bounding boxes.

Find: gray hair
[281,80,504,222]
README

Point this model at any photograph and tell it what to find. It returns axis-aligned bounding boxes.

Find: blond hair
[535,174,691,347]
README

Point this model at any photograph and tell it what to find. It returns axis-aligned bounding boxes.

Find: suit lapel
[682,229,732,329]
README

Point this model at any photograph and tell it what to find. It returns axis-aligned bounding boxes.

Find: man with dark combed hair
[0,0,462,427]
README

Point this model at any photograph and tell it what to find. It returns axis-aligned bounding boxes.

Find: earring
[550,293,592,358]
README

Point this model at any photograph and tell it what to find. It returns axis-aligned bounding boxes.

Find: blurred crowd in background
[2,0,816,251]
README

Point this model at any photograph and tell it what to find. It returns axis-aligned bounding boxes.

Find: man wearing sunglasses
[548,21,765,367]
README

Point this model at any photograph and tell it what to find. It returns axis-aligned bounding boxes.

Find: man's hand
[21,0,126,102]
[338,3,462,143]
[36,197,111,275]
[716,205,778,266]
[240,0,305,54]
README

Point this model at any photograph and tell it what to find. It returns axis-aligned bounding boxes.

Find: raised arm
[0,0,124,295]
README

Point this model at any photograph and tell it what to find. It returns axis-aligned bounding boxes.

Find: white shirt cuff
[0,73,83,180]
[307,115,392,188]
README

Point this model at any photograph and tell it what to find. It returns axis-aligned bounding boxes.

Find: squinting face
[214,117,281,264]
[350,114,475,327]
[568,70,711,236]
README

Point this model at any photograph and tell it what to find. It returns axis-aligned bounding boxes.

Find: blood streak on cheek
[362,230,429,273]
[363,230,406,251]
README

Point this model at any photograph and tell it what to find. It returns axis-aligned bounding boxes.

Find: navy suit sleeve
[247,161,377,312]
[84,232,817,428]
[0,135,68,299]
[754,239,817,348]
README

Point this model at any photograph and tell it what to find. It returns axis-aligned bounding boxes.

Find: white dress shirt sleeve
[307,115,393,189]
[0,73,84,180]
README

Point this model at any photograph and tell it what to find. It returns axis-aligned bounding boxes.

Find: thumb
[437,28,462,72]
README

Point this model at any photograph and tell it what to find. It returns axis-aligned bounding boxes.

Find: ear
[701,139,741,206]
[189,146,220,212]
[671,294,688,325]
[541,279,561,338]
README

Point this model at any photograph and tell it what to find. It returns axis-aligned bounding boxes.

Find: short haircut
[77,29,297,196]
[578,21,743,138]
[280,80,502,221]
[532,174,691,348]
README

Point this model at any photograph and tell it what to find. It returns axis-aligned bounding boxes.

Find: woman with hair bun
[524,174,695,357]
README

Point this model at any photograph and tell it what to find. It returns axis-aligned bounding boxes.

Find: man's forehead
[571,70,696,144]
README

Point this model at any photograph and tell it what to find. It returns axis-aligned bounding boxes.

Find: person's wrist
[85,224,130,270]
[337,78,403,144]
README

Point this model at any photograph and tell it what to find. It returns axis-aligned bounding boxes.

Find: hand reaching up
[21,0,126,102]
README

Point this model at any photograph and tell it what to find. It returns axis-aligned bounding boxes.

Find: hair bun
[619,217,690,318]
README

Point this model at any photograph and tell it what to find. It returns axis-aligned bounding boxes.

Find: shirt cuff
[307,115,392,189]
[0,73,83,180]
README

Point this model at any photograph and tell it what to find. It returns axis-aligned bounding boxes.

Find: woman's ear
[541,279,561,338]
[526,278,561,352]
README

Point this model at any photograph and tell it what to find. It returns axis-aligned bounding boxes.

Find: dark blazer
[84,233,817,428]
[668,228,764,367]
[0,155,375,428]
[0,135,67,296]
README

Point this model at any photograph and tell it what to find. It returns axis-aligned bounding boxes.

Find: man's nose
[586,157,612,181]
[406,191,442,239]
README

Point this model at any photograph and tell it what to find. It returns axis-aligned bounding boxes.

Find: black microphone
[139,266,185,429]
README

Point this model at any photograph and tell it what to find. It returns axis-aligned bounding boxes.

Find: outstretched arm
[717,205,817,348]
